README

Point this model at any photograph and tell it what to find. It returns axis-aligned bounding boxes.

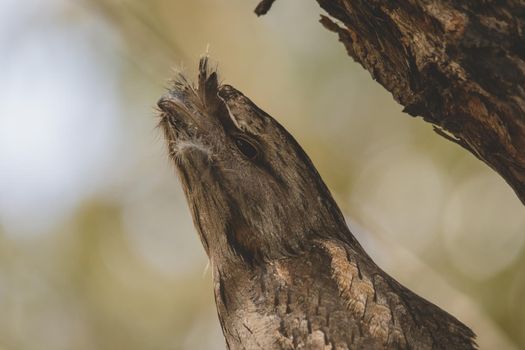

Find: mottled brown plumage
[157,57,476,349]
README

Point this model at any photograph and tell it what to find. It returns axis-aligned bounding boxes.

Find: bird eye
[234,136,258,160]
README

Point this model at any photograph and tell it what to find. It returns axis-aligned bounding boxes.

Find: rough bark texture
[158,58,476,349]
[257,0,525,205]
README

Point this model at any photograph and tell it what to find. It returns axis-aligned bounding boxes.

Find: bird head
[158,57,352,263]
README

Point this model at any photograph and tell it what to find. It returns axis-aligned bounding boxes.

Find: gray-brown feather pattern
[157,58,476,349]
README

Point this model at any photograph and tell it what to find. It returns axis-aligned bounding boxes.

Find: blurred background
[0,0,524,349]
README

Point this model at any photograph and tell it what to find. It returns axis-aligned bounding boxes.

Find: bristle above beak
[198,55,219,106]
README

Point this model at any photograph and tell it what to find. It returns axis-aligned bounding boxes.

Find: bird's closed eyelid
[231,134,260,160]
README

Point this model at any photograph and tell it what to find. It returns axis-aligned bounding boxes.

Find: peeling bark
[257,0,525,205]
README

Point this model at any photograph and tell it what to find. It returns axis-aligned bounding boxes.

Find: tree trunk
[256,0,525,205]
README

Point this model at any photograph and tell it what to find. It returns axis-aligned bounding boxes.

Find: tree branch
[257,0,525,205]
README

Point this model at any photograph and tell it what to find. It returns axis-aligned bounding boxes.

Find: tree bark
[256,0,525,205]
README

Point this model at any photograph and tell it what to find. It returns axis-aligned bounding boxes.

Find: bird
[157,56,477,350]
